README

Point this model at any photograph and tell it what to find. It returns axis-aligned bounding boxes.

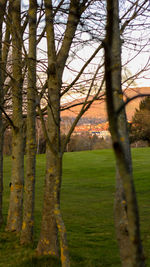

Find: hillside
[61,87,150,122]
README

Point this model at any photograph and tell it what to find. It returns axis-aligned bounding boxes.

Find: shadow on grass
[0,231,61,267]
[16,255,61,267]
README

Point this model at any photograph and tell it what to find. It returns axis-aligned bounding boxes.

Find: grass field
[0,148,150,266]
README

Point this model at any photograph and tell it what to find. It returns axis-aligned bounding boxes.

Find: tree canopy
[131,97,150,145]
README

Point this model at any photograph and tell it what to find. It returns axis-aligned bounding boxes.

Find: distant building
[90,130,110,139]
[71,122,110,139]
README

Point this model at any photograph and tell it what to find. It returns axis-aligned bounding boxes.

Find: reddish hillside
[61,87,150,121]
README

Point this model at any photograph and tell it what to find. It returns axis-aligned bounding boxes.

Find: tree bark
[36,145,61,257]
[20,0,37,244]
[104,0,145,266]
[0,115,3,227]
[37,1,82,265]
[37,75,70,265]
[0,0,8,227]
[6,0,24,233]
[36,0,60,256]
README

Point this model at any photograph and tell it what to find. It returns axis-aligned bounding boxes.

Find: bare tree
[36,1,87,264]
[104,0,145,266]
[6,0,24,233]
[20,0,37,244]
[0,0,8,227]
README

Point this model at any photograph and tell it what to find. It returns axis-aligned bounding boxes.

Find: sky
[62,42,150,88]
[22,0,150,89]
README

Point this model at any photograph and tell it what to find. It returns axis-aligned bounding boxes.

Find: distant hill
[61,87,150,122]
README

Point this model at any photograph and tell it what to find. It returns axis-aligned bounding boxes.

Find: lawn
[0,148,150,266]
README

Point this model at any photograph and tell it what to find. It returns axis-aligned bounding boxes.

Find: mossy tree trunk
[6,0,24,233]
[37,1,83,266]
[0,0,8,227]
[36,121,61,257]
[36,0,61,257]
[104,0,145,266]
[20,0,37,244]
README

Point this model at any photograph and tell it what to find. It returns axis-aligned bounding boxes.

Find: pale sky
[34,1,150,89]
[62,43,150,88]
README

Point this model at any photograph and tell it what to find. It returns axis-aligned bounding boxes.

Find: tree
[6,0,24,233]
[104,0,145,266]
[130,97,150,146]
[20,0,37,244]
[0,0,8,227]
[36,1,86,264]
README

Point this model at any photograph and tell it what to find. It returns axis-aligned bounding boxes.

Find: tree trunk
[0,0,8,227]
[0,9,4,228]
[36,73,61,256]
[53,156,70,267]
[0,118,3,227]
[104,0,145,266]
[37,0,61,257]
[37,2,82,266]
[37,78,70,266]
[6,0,24,233]
[114,171,134,266]
[20,0,37,244]
[36,147,60,256]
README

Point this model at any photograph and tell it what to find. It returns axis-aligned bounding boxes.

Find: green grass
[0,148,150,266]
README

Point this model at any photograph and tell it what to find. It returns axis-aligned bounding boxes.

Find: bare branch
[117,93,150,116]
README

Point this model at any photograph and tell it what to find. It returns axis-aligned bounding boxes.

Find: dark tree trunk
[104,0,145,266]
[0,0,8,227]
